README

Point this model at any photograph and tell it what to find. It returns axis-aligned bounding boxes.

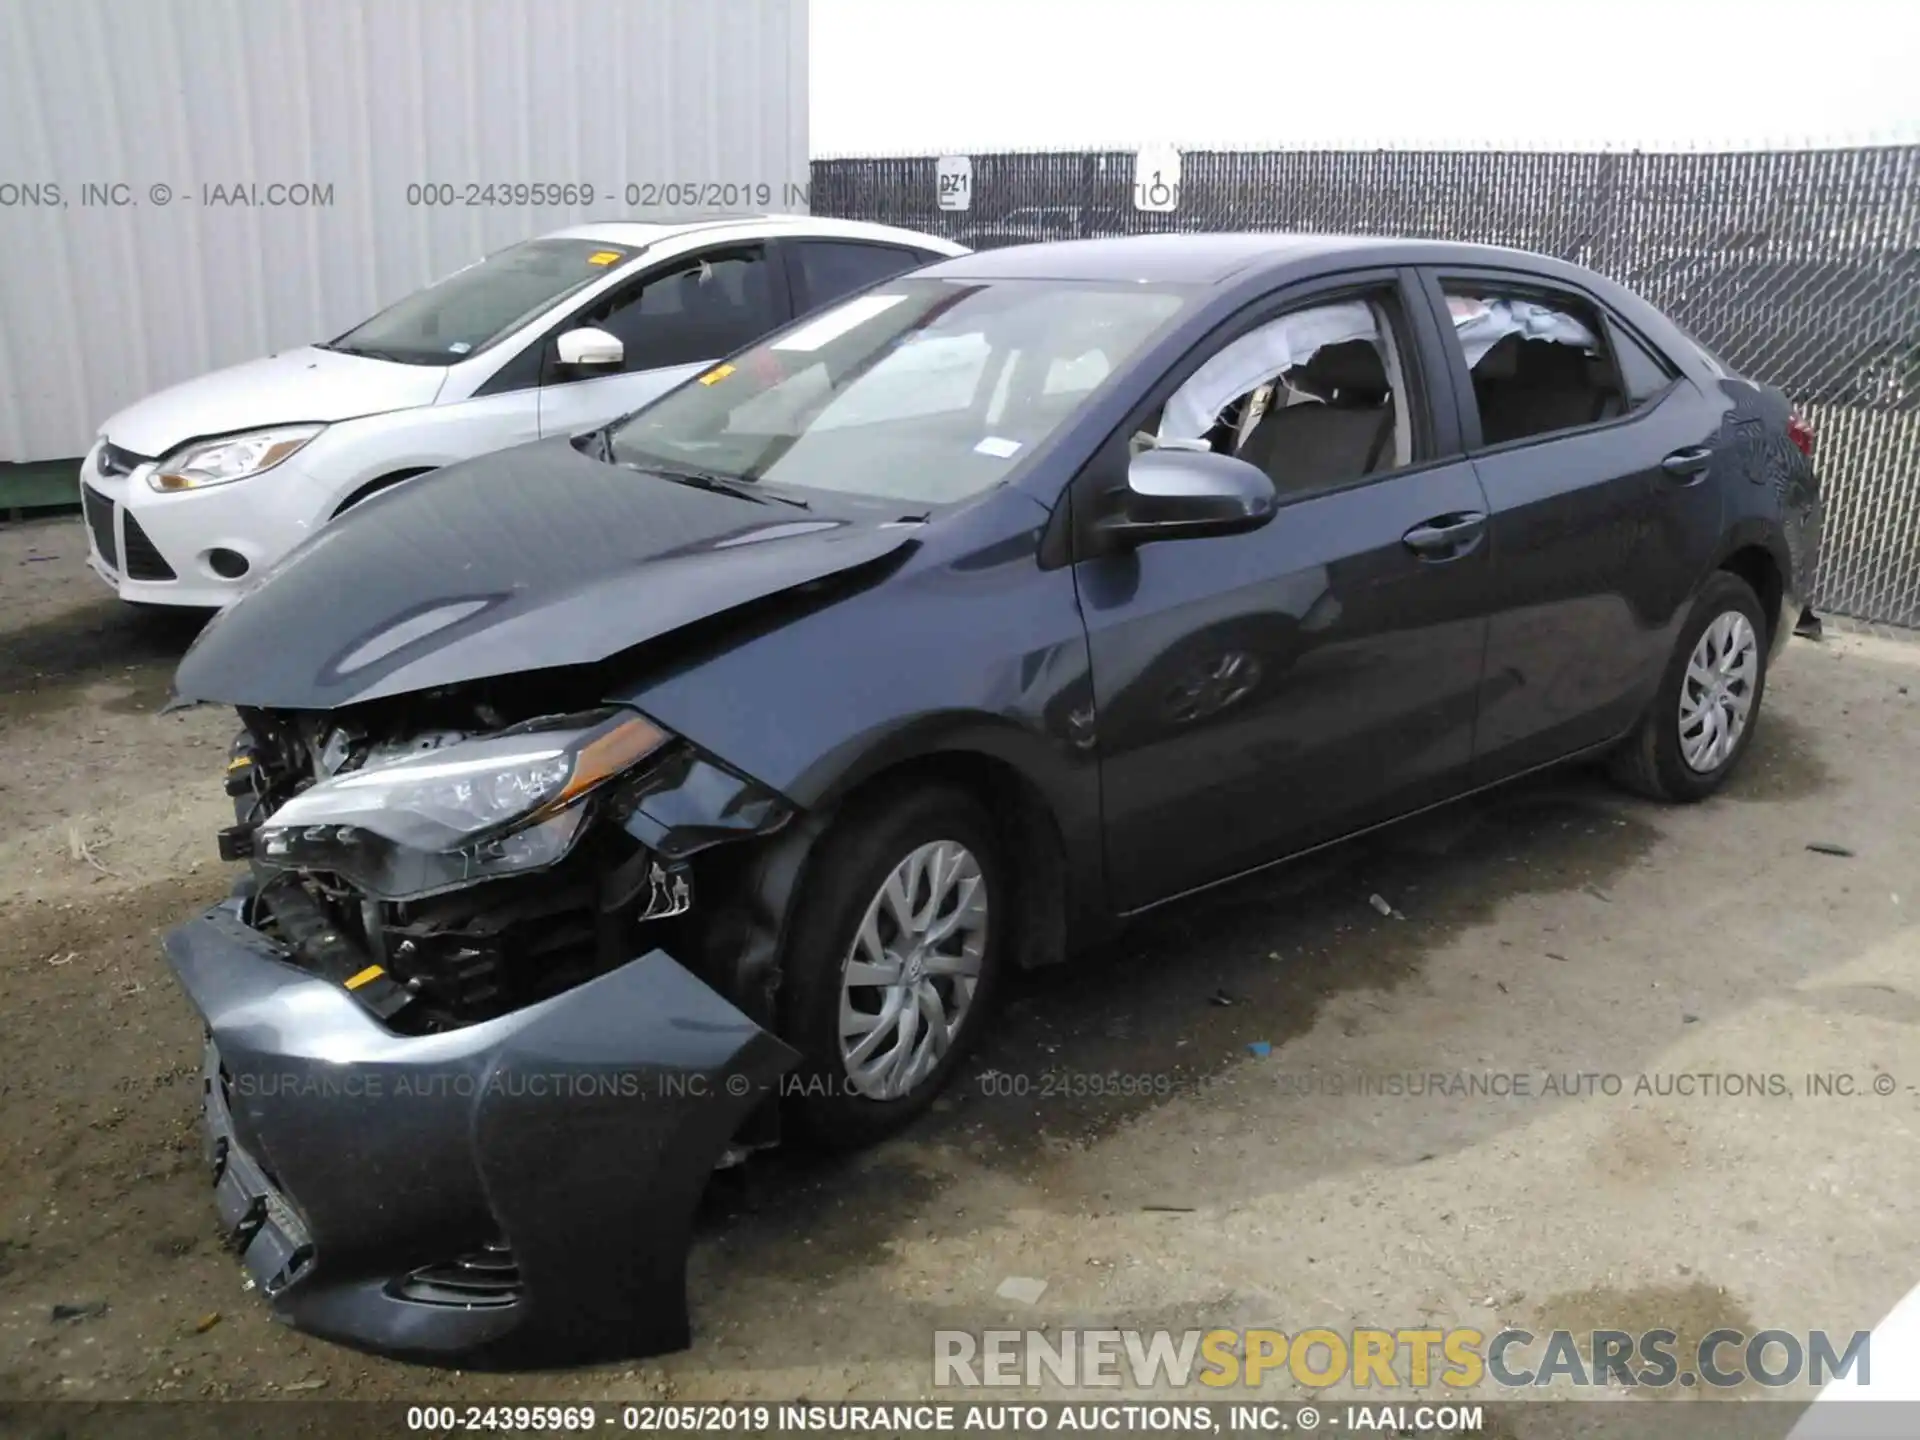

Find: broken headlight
[254,710,669,900]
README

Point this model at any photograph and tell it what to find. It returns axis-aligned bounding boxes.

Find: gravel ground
[2,513,1917,1415]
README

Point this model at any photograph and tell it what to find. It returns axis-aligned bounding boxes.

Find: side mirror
[1097,447,1277,546]
[554,326,624,375]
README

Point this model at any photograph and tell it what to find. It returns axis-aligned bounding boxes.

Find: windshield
[328,238,635,365]
[606,278,1189,505]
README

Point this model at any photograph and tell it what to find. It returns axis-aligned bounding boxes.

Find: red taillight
[1788,413,1815,459]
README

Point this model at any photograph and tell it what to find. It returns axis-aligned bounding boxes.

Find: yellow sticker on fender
[698,363,736,386]
[586,250,623,266]
[344,965,386,991]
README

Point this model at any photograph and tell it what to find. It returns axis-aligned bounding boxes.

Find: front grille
[96,441,151,478]
[121,512,176,580]
[393,1241,521,1309]
[81,485,117,570]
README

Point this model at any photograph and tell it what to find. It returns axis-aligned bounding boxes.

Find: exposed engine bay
[217,680,795,1037]
[163,677,808,1365]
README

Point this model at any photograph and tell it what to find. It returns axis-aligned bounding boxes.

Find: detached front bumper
[163,898,798,1366]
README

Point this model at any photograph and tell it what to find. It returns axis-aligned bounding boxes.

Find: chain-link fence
[811,146,1920,628]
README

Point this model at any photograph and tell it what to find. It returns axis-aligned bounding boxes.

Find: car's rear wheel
[1608,571,1770,802]
[780,785,1004,1150]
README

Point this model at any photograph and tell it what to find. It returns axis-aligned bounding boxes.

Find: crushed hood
[171,437,913,710]
[102,346,449,458]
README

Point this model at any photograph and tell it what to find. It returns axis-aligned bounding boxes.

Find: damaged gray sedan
[162,234,1819,1366]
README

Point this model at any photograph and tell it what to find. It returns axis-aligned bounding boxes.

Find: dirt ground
[2,512,1917,1412]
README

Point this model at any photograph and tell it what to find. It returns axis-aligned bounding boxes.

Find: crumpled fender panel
[618,746,794,860]
[164,899,799,1367]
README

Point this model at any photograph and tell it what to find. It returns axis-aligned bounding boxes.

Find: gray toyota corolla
[163,233,1821,1366]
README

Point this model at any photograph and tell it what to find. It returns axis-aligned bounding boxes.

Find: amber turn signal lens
[556,713,669,806]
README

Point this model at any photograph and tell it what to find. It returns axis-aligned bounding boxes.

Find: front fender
[613,488,1109,947]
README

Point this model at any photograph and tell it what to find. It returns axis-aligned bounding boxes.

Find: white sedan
[78,215,966,608]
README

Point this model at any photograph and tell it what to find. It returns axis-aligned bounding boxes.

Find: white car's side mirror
[555,326,624,373]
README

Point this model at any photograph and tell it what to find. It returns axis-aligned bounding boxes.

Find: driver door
[1075,271,1497,910]
[537,244,789,438]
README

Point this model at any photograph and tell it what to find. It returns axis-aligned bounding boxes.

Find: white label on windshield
[772,293,911,353]
[974,436,1022,458]
[1134,145,1181,212]
[936,155,973,211]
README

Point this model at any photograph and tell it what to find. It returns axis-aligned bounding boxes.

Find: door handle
[1661,445,1714,481]
[1402,511,1487,559]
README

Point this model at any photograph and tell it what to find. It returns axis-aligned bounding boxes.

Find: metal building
[0,0,809,488]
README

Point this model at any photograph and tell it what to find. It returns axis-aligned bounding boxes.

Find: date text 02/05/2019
[402,181,813,209]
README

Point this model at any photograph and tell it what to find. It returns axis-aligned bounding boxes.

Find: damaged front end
[165,681,804,1365]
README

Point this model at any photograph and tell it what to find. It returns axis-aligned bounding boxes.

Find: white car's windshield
[606,278,1189,506]
[327,237,636,365]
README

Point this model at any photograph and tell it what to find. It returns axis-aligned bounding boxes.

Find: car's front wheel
[1608,570,1770,801]
[780,785,1005,1150]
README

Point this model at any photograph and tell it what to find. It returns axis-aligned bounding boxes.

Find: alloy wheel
[1678,610,1759,772]
[837,840,988,1101]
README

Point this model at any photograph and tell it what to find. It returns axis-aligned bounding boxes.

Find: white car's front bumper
[77,439,327,609]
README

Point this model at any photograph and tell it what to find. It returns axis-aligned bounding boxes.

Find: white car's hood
[101,346,449,458]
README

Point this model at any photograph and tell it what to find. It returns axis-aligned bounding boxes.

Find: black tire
[780,784,1007,1151]
[1608,571,1770,802]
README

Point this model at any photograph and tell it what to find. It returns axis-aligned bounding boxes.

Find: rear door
[536,243,790,438]
[1417,269,1724,782]
[1075,269,1497,911]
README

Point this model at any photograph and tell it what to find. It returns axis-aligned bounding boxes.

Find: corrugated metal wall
[0,0,809,464]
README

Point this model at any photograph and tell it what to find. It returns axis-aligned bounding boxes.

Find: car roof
[918,232,1575,285]
[540,215,968,255]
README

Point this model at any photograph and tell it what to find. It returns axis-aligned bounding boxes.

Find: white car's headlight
[254,710,670,900]
[150,424,326,492]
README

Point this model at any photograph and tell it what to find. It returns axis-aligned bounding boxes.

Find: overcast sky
[812,0,1920,155]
